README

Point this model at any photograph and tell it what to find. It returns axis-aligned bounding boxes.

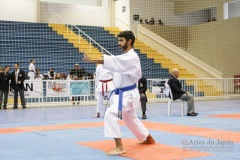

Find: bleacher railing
[8,78,240,106]
[56,14,113,55]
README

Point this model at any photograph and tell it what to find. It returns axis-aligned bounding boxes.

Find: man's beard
[119,43,128,52]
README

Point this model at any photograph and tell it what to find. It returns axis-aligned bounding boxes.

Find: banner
[46,80,70,97]
[8,80,43,100]
[24,80,43,98]
[70,80,90,96]
[151,79,167,94]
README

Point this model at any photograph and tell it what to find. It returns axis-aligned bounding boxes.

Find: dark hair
[5,65,10,68]
[117,31,135,47]
[30,59,34,63]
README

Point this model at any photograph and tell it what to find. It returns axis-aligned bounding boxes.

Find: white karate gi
[28,63,36,80]
[103,49,149,140]
[95,64,114,114]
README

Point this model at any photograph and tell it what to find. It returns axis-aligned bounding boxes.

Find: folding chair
[165,83,184,116]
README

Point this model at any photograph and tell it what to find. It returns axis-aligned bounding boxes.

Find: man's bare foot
[106,147,125,156]
[137,134,155,144]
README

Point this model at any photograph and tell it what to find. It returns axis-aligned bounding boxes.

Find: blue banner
[70,81,90,95]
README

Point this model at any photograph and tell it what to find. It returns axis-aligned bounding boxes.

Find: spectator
[138,76,148,119]
[11,63,26,109]
[55,73,62,80]
[60,73,66,80]
[0,66,11,109]
[167,68,198,116]
[35,68,44,80]
[70,64,86,80]
[139,18,143,24]
[158,19,163,25]
[48,67,56,79]
[144,19,149,24]
[149,18,155,25]
[69,64,86,105]
[87,72,94,80]
[212,17,217,21]
[28,59,36,80]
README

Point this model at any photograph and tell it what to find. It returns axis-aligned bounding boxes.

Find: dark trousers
[72,96,80,101]
[14,86,26,107]
[0,90,9,107]
[140,94,147,112]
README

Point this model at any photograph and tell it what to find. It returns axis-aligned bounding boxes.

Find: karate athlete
[28,59,36,80]
[94,64,114,118]
[83,30,155,156]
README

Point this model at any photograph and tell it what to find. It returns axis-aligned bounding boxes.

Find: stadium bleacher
[0,20,96,77]
[69,25,170,79]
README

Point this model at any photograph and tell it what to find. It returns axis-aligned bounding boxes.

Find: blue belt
[108,84,136,119]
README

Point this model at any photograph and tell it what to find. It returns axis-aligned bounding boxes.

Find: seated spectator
[70,64,86,80]
[167,68,198,116]
[48,68,56,79]
[35,68,44,80]
[55,73,61,80]
[139,18,143,24]
[87,72,94,80]
[149,18,155,25]
[212,17,217,21]
[158,19,163,25]
[144,19,149,24]
[60,73,66,80]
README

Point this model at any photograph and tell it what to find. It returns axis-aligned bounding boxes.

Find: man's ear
[128,39,132,45]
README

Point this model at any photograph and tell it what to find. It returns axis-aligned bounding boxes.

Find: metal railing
[56,14,113,55]
[147,78,240,101]
[7,78,239,106]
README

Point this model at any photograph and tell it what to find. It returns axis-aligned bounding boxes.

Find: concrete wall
[145,16,240,78]
[0,0,35,22]
[143,24,188,50]
[40,2,111,26]
[114,0,130,31]
[187,17,240,78]
[0,0,112,26]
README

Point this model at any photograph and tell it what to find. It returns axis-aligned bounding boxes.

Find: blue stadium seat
[0,20,95,75]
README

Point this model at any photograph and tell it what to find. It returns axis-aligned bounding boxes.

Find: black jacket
[70,68,86,79]
[0,72,11,91]
[167,74,186,100]
[11,70,26,89]
[138,76,148,101]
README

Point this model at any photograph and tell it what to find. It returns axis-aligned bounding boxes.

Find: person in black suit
[11,63,26,109]
[167,68,198,116]
[0,66,11,109]
[138,76,148,119]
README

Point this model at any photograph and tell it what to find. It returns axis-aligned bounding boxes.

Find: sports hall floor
[0,100,239,160]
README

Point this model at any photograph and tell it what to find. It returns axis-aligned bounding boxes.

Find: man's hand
[82,51,92,63]
[82,50,104,64]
